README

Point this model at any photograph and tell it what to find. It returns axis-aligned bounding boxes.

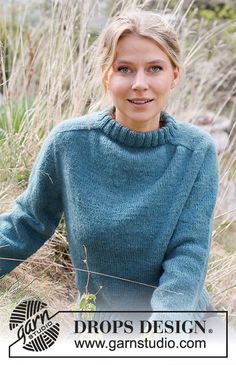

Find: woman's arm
[150,139,219,320]
[0,128,63,276]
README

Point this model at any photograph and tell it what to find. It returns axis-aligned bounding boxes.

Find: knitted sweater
[0,108,219,320]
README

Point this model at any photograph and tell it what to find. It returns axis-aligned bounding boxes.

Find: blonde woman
[0,11,219,323]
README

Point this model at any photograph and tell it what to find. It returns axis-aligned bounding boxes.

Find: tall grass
[0,0,236,325]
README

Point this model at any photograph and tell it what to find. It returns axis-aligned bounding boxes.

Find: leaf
[88,294,96,303]
[79,299,87,309]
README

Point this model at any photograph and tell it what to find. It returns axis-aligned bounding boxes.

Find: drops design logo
[9,299,60,352]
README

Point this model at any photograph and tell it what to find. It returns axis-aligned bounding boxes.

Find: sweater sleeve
[0,128,63,276]
[149,139,219,320]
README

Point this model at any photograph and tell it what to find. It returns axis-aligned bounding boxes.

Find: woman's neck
[112,107,163,132]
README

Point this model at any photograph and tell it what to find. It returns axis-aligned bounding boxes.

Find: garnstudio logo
[9,299,60,352]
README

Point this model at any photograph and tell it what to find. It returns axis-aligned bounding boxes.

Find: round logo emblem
[9,299,60,352]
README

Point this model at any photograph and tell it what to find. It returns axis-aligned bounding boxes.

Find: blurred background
[0,0,235,328]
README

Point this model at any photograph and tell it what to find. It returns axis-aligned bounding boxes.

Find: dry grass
[0,0,236,328]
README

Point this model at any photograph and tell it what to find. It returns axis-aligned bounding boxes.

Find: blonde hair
[89,10,182,112]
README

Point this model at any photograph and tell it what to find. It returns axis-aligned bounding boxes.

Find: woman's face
[105,33,179,131]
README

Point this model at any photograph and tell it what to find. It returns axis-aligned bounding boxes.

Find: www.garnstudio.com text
[74,337,206,351]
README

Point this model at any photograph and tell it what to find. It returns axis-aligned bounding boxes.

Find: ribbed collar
[97,107,178,148]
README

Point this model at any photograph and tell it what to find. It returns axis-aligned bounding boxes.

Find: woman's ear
[105,68,113,92]
[105,79,109,90]
[171,66,180,89]
[104,69,110,92]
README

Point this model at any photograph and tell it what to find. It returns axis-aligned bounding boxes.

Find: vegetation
[0,0,235,328]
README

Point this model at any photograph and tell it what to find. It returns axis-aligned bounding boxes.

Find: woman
[0,11,219,323]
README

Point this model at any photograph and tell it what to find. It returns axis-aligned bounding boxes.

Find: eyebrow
[115,59,167,65]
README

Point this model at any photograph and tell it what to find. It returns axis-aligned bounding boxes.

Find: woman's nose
[131,70,148,91]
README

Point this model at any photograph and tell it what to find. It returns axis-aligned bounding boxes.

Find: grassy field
[0,0,236,327]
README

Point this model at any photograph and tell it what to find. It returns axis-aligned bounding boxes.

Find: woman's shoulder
[51,110,102,136]
[174,118,217,153]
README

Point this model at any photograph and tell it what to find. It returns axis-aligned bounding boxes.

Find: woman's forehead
[113,34,170,64]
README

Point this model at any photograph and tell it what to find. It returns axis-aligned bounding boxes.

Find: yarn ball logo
[9,299,60,352]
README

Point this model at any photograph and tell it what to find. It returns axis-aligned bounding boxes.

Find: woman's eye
[117,66,130,73]
[150,65,162,72]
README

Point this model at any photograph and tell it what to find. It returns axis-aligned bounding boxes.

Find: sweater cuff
[148,287,211,323]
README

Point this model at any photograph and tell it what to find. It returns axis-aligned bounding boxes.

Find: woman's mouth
[127,98,154,106]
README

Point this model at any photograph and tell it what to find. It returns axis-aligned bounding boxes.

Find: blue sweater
[0,108,219,320]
